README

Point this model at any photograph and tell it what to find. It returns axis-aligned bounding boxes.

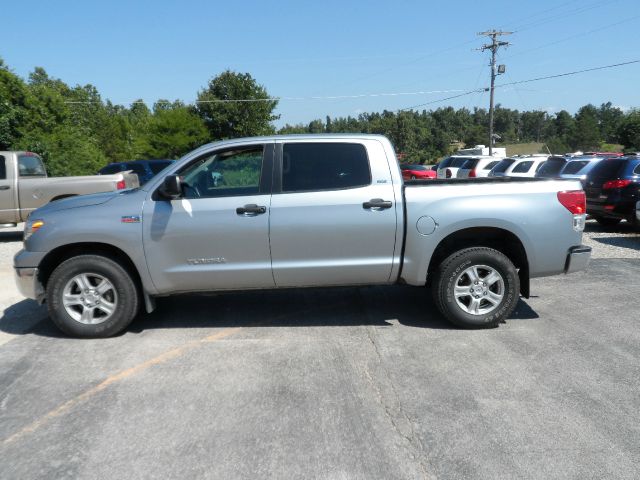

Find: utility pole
[478,30,512,155]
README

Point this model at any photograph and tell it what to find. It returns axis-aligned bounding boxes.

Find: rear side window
[562,160,589,175]
[282,143,370,192]
[589,159,626,178]
[0,155,5,180]
[450,157,469,168]
[439,157,454,169]
[634,163,640,175]
[492,158,515,173]
[18,154,46,177]
[511,161,533,173]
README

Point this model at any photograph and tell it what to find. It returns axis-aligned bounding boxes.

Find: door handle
[0,186,9,191]
[363,198,392,210]
[236,204,267,216]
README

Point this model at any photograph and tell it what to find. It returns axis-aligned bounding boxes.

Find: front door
[143,143,275,294]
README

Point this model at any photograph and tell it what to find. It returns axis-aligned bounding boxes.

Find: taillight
[557,190,586,214]
[116,180,126,190]
[469,169,476,178]
[446,169,452,178]
[602,179,632,190]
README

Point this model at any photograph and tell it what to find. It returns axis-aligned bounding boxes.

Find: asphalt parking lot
[1,221,639,479]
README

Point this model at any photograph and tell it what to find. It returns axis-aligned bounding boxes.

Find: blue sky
[3,0,639,126]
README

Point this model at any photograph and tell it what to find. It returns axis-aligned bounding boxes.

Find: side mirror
[159,174,183,199]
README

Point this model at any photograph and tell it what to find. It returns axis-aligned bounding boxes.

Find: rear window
[537,158,566,176]
[0,155,5,180]
[402,164,428,171]
[99,164,124,175]
[483,161,499,170]
[589,159,626,178]
[450,157,469,168]
[491,158,515,173]
[282,143,371,192]
[511,160,533,173]
[125,163,147,175]
[461,158,479,170]
[18,154,46,177]
[562,160,589,175]
[149,161,173,175]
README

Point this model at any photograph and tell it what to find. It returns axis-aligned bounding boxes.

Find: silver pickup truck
[0,151,139,226]
[14,135,591,338]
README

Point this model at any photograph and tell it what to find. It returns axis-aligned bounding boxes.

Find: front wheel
[432,247,520,329]
[47,254,140,338]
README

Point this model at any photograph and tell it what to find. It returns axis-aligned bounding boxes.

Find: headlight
[24,219,45,241]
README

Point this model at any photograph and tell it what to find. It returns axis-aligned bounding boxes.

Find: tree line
[2,58,640,175]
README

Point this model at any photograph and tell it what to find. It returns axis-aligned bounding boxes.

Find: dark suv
[98,159,174,185]
[584,156,640,227]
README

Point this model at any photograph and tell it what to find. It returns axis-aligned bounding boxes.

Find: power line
[399,59,640,111]
[63,88,468,105]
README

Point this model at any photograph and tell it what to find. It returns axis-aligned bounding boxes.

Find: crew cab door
[142,143,275,293]
[0,154,18,224]
[269,140,399,287]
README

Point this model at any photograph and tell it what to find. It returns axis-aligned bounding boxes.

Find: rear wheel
[594,216,622,227]
[432,247,520,329]
[47,254,140,338]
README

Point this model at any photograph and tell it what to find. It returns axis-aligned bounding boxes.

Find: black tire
[432,247,520,329]
[594,216,622,227]
[47,254,140,338]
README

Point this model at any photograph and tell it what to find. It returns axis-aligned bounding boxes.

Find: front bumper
[564,245,592,274]
[14,267,45,303]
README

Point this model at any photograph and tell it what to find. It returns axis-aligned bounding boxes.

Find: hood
[32,190,122,216]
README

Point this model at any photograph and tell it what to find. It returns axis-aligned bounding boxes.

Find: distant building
[457,144,506,157]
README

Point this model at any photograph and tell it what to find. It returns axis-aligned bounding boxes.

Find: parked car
[400,164,436,180]
[436,155,474,179]
[535,156,570,178]
[456,157,502,178]
[584,156,640,227]
[15,134,591,338]
[559,156,605,183]
[489,156,547,178]
[98,159,175,185]
[0,151,139,227]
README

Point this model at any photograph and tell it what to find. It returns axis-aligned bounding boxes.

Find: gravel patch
[582,219,640,259]
[0,224,23,270]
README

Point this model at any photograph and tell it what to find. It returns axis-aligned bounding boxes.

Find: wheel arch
[37,242,145,301]
[426,227,530,298]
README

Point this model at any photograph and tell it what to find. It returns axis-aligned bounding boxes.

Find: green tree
[195,70,279,139]
[617,110,640,150]
[570,104,601,150]
[140,101,209,158]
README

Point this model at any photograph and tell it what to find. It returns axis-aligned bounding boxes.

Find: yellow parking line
[1,327,242,447]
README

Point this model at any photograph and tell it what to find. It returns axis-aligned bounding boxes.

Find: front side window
[180,147,263,199]
[0,155,6,180]
[18,154,46,177]
[511,161,533,173]
[282,143,370,192]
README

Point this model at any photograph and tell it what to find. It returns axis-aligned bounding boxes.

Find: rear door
[143,143,275,293]
[269,140,398,287]
[0,154,18,224]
